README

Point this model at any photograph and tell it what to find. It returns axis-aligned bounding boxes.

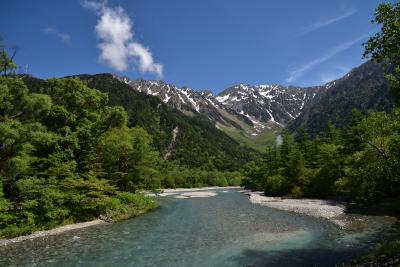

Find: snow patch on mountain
[114,75,325,134]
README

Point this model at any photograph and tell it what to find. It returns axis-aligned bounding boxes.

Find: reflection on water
[0,190,396,267]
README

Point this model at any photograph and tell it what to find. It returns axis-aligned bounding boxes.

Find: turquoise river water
[0,189,397,267]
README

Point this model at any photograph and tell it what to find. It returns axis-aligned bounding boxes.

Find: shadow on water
[228,220,400,267]
[229,246,358,267]
[344,197,400,217]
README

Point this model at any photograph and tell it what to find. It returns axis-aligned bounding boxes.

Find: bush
[101,193,157,222]
[291,186,303,198]
[264,175,288,196]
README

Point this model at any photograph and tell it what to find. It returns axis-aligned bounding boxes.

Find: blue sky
[0,0,390,94]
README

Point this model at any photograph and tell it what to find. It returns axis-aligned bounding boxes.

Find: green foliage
[347,240,400,266]
[364,1,400,105]
[0,77,158,238]
[93,127,159,192]
[160,162,243,188]
[0,38,17,76]
[0,74,247,238]
[243,109,400,202]
[75,74,257,171]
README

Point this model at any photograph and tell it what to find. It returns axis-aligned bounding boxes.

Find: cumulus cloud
[43,27,71,44]
[286,33,369,83]
[82,0,163,78]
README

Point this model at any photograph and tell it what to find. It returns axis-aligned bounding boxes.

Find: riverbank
[147,186,240,198]
[0,193,158,245]
[151,187,348,226]
[245,191,347,227]
[0,187,233,245]
[245,191,399,231]
[0,220,107,246]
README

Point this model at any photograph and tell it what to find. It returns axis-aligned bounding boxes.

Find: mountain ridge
[111,60,391,140]
[23,60,391,151]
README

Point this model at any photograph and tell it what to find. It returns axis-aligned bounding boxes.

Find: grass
[217,123,277,152]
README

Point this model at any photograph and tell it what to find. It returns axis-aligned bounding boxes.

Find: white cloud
[82,0,163,78]
[285,34,369,83]
[302,9,357,34]
[43,27,71,44]
[128,42,163,76]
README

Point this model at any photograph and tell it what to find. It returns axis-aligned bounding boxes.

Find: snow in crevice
[266,109,283,126]
[216,94,230,103]
[244,113,266,132]
[206,98,218,108]
[164,94,171,103]
[299,94,306,110]
[177,92,186,104]
[286,112,295,120]
[181,89,200,112]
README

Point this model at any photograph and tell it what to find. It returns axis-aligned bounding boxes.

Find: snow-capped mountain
[115,76,325,135]
[115,77,246,130]
[113,60,390,142]
[216,84,322,126]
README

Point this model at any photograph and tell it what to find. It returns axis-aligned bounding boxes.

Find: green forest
[0,71,252,237]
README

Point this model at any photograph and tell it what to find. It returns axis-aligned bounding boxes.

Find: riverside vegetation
[0,73,249,238]
[0,44,248,238]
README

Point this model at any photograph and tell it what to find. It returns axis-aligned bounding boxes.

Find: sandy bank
[148,186,240,198]
[162,186,240,193]
[0,219,107,246]
[247,191,346,227]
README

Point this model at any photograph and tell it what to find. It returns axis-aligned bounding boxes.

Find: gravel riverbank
[246,191,347,227]
[0,220,107,246]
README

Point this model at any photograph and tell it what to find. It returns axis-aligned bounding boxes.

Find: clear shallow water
[0,189,397,267]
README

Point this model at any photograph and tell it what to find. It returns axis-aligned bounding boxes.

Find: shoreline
[245,191,348,228]
[0,219,107,246]
[149,187,350,227]
[0,186,238,245]
[162,186,241,192]
[1,186,392,245]
[147,186,241,198]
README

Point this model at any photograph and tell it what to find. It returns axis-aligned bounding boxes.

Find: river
[0,189,397,267]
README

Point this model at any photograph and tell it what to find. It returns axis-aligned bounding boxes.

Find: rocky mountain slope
[115,76,324,149]
[287,60,392,135]
[116,77,325,132]
[116,60,391,142]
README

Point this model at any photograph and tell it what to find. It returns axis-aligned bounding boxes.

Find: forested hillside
[22,74,257,171]
[77,74,257,170]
